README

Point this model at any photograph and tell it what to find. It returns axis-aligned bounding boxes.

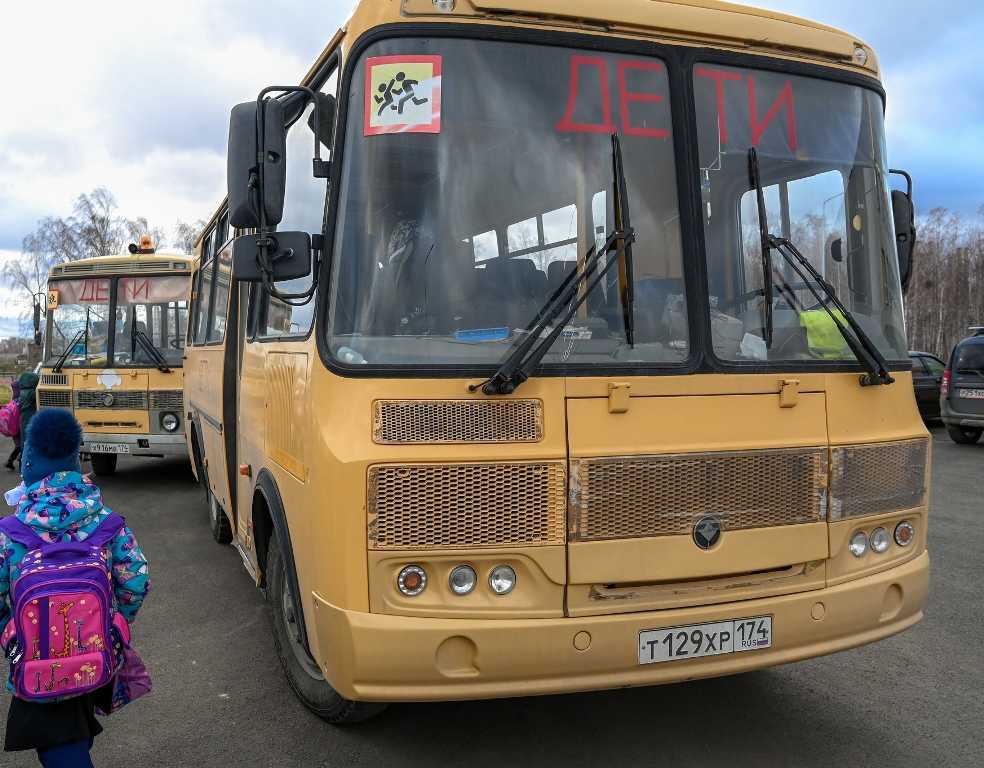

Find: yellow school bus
[185,0,928,723]
[38,238,192,475]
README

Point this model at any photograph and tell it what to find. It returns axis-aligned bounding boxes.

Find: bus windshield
[46,275,189,368]
[329,38,688,367]
[694,65,908,363]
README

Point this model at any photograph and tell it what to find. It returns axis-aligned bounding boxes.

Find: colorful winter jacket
[0,472,150,647]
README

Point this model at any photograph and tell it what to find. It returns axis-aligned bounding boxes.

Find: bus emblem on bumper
[693,516,722,550]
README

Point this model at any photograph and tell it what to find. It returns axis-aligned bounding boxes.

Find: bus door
[187,220,236,522]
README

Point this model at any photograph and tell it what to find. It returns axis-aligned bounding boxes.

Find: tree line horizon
[3,187,981,362]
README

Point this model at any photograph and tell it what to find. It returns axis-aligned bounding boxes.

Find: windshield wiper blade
[748,148,775,348]
[133,329,171,373]
[768,234,894,386]
[52,329,86,373]
[472,134,635,395]
[612,133,635,347]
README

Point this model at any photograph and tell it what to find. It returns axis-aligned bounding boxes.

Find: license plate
[958,388,984,399]
[88,443,130,454]
[638,616,773,665]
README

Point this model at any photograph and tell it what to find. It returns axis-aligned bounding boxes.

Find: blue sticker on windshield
[454,327,510,343]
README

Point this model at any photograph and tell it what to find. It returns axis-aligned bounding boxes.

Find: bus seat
[474,258,541,329]
[547,260,575,297]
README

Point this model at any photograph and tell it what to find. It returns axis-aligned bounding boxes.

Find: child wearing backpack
[0,409,150,767]
[3,377,22,470]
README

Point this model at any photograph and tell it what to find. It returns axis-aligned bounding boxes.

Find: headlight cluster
[397,563,516,597]
[160,412,180,432]
[849,521,916,558]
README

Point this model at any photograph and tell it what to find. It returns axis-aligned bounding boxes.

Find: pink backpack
[0,399,19,438]
[0,513,123,701]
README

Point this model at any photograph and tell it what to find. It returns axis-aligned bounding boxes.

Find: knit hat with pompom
[22,409,83,486]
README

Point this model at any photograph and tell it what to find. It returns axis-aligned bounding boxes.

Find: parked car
[941,328,984,444]
[909,351,946,421]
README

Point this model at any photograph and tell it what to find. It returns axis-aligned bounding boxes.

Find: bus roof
[197,0,879,237]
[48,252,194,279]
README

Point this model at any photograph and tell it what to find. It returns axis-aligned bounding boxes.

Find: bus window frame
[313,22,904,380]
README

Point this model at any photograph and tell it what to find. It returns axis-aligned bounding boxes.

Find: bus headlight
[848,531,868,558]
[869,527,890,554]
[489,565,516,595]
[160,412,180,432]
[448,565,477,595]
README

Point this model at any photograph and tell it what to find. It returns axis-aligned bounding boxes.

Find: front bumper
[81,432,187,458]
[312,551,929,702]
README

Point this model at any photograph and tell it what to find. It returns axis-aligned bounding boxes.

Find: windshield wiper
[52,329,86,373]
[747,148,893,386]
[132,329,171,373]
[473,134,635,395]
[747,148,774,348]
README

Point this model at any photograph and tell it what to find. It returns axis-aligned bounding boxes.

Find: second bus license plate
[958,388,984,399]
[89,443,130,454]
[638,616,773,665]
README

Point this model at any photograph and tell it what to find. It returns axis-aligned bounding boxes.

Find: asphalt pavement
[1,426,981,767]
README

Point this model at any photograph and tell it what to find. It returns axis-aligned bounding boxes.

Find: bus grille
[372,399,543,444]
[41,374,68,386]
[150,390,184,411]
[569,448,828,542]
[75,390,148,410]
[829,438,928,519]
[38,390,72,408]
[368,461,566,549]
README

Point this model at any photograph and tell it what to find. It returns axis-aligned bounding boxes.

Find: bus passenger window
[193,235,215,346]
[207,245,232,343]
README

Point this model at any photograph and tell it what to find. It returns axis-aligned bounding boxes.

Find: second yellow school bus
[185,0,928,723]
[39,240,192,475]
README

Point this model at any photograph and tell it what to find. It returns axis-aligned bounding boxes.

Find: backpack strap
[84,512,126,549]
[0,516,43,549]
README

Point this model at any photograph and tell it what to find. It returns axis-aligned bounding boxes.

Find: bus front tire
[207,488,233,544]
[267,533,386,725]
[91,453,118,476]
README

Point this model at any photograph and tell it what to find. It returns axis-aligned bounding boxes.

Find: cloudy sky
[0,0,978,334]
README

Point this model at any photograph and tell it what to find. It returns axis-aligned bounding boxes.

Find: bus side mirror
[232,232,312,282]
[227,98,287,229]
[889,169,916,292]
[32,302,41,346]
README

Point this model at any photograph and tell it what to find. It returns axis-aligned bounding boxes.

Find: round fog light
[848,531,868,558]
[870,527,890,553]
[448,565,477,595]
[161,412,180,432]
[397,565,427,597]
[489,564,516,595]
[895,521,915,547]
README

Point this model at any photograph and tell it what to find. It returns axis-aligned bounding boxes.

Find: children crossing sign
[364,55,442,136]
